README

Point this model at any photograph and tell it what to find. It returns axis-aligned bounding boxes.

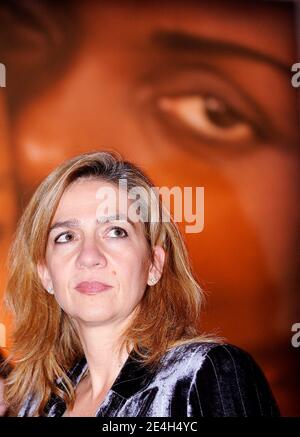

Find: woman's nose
[76,242,107,269]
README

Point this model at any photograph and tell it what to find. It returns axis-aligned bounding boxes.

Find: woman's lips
[74,281,112,295]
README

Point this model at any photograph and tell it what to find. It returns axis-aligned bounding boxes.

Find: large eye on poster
[0,0,299,422]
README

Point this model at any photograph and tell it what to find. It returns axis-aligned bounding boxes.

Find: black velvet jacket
[18,342,280,417]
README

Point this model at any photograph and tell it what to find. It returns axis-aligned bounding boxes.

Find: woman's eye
[54,231,74,244]
[157,94,258,144]
[106,226,128,238]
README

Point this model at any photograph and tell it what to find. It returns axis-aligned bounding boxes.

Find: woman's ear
[37,262,54,294]
[147,245,165,286]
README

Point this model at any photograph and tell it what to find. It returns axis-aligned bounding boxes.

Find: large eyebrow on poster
[151,30,290,73]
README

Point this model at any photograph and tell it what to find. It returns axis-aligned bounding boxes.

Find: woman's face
[38,178,164,327]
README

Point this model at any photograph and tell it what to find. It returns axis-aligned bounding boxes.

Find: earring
[148,276,157,286]
[47,285,54,295]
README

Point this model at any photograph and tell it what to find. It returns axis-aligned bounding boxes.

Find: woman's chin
[72,312,118,326]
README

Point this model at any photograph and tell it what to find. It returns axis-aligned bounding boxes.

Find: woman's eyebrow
[150,30,290,74]
[49,215,137,232]
[49,219,80,232]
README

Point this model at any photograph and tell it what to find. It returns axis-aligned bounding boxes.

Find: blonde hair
[5,151,221,416]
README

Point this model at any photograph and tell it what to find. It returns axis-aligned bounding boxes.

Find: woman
[4,151,279,417]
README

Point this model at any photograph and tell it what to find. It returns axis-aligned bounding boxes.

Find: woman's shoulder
[163,340,242,365]
[157,341,236,382]
[162,340,280,416]
[163,340,271,388]
[164,340,260,368]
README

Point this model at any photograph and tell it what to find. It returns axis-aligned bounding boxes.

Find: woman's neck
[73,319,133,400]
